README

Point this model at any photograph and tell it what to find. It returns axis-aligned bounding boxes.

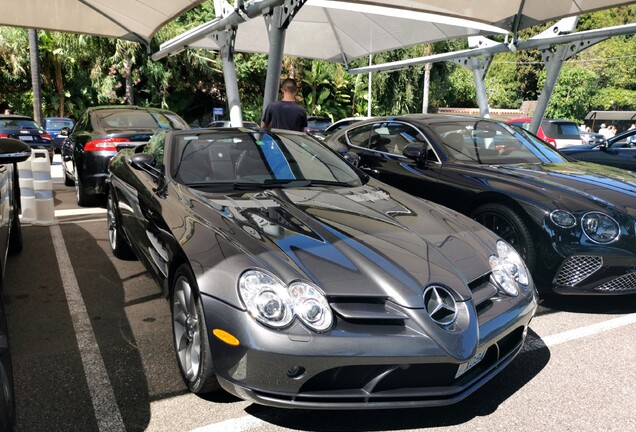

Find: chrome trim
[553,255,603,287]
[423,285,457,326]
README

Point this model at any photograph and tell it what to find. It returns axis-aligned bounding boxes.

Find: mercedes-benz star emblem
[423,285,458,326]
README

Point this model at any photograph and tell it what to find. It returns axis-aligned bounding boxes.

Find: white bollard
[31,149,57,226]
[17,155,36,224]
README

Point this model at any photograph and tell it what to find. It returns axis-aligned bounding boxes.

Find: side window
[144,131,167,169]
[346,124,373,148]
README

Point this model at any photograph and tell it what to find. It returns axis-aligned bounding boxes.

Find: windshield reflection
[431,120,569,165]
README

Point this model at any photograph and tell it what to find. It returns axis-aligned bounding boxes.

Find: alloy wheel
[172,277,201,382]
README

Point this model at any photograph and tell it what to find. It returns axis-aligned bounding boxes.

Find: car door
[116,133,171,282]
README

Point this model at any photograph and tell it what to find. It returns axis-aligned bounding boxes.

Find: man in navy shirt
[261,79,308,132]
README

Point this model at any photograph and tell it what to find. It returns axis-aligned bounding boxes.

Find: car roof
[0,114,34,120]
[85,105,176,114]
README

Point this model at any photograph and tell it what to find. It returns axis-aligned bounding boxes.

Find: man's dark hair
[281,78,298,93]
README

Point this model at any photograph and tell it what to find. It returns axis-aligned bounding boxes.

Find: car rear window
[0,119,40,129]
[543,122,581,138]
[46,119,73,129]
[96,110,188,130]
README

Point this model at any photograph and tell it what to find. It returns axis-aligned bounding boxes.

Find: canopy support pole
[262,0,307,112]
[210,26,243,127]
[454,54,493,118]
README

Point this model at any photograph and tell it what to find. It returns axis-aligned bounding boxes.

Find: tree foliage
[1,5,635,126]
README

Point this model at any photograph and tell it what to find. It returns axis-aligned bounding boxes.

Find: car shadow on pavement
[537,292,636,315]
[4,223,179,432]
[244,328,550,431]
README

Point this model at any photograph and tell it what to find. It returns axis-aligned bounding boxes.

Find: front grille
[296,327,524,397]
[554,256,603,286]
[594,272,636,293]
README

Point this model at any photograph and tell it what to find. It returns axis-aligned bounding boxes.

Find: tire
[75,172,96,207]
[171,265,220,394]
[64,170,74,187]
[7,211,22,255]
[107,192,135,260]
[471,203,537,273]
[0,305,15,432]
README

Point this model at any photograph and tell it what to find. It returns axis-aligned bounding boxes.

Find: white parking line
[189,415,266,432]
[50,225,126,432]
[524,313,636,351]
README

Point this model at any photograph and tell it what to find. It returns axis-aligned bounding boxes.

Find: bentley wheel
[171,265,219,394]
[107,192,135,260]
[471,203,536,272]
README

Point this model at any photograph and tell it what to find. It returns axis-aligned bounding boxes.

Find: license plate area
[455,348,486,379]
[19,135,34,141]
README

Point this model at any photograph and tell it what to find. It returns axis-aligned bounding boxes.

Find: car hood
[191,183,499,307]
[472,161,636,214]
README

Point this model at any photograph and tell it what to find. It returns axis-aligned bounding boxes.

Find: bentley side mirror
[403,143,425,160]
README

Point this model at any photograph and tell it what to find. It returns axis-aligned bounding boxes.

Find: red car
[508,117,584,149]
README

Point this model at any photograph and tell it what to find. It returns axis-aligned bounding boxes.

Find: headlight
[239,270,333,332]
[289,282,333,332]
[239,270,293,328]
[581,212,620,244]
[489,240,530,296]
[550,210,576,228]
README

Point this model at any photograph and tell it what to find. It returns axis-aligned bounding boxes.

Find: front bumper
[552,255,636,294]
[201,289,537,409]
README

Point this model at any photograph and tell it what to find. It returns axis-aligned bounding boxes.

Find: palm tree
[29,29,43,124]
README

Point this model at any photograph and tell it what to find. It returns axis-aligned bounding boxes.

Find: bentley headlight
[489,240,530,296]
[550,210,576,228]
[289,282,333,332]
[239,270,293,328]
[239,270,333,332]
[581,212,620,244]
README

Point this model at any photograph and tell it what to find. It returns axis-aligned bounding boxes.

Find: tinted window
[95,110,188,130]
[369,122,424,155]
[0,118,40,129]
[346,124,373,148]
[543,122,580,138]
[431,120,568,164]
[45,119,74,129]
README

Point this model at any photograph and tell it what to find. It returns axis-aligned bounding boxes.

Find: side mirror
[60,127,70,136]
[130,153,162,182]
[403,143,425,160]
[343,151,360,167]
[598,140,608,150]
[0,138,32,164]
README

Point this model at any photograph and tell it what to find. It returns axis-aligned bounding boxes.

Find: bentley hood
[481,161,636,214]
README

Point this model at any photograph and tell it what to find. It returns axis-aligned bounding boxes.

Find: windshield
[170,130,363,188]
[431,120,569,165]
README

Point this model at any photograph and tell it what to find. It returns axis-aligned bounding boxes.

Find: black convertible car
[561,127,636,171]
[107,128,537,409]
[325,114,636,295]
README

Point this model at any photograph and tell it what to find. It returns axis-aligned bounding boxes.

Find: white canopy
[175,0,507,64]
[0,0,205,43]
[344,0,636,34]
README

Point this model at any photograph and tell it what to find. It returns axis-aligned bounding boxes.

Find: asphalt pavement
[2,155,635,432]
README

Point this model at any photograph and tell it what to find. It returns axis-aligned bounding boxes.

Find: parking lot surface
[3,156,635,431]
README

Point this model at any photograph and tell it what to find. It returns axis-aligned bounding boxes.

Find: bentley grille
[594,272,636,293]
[554,256,603,287]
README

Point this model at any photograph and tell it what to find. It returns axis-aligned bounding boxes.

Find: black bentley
[106,128,537,409]
[325,114,636,295]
